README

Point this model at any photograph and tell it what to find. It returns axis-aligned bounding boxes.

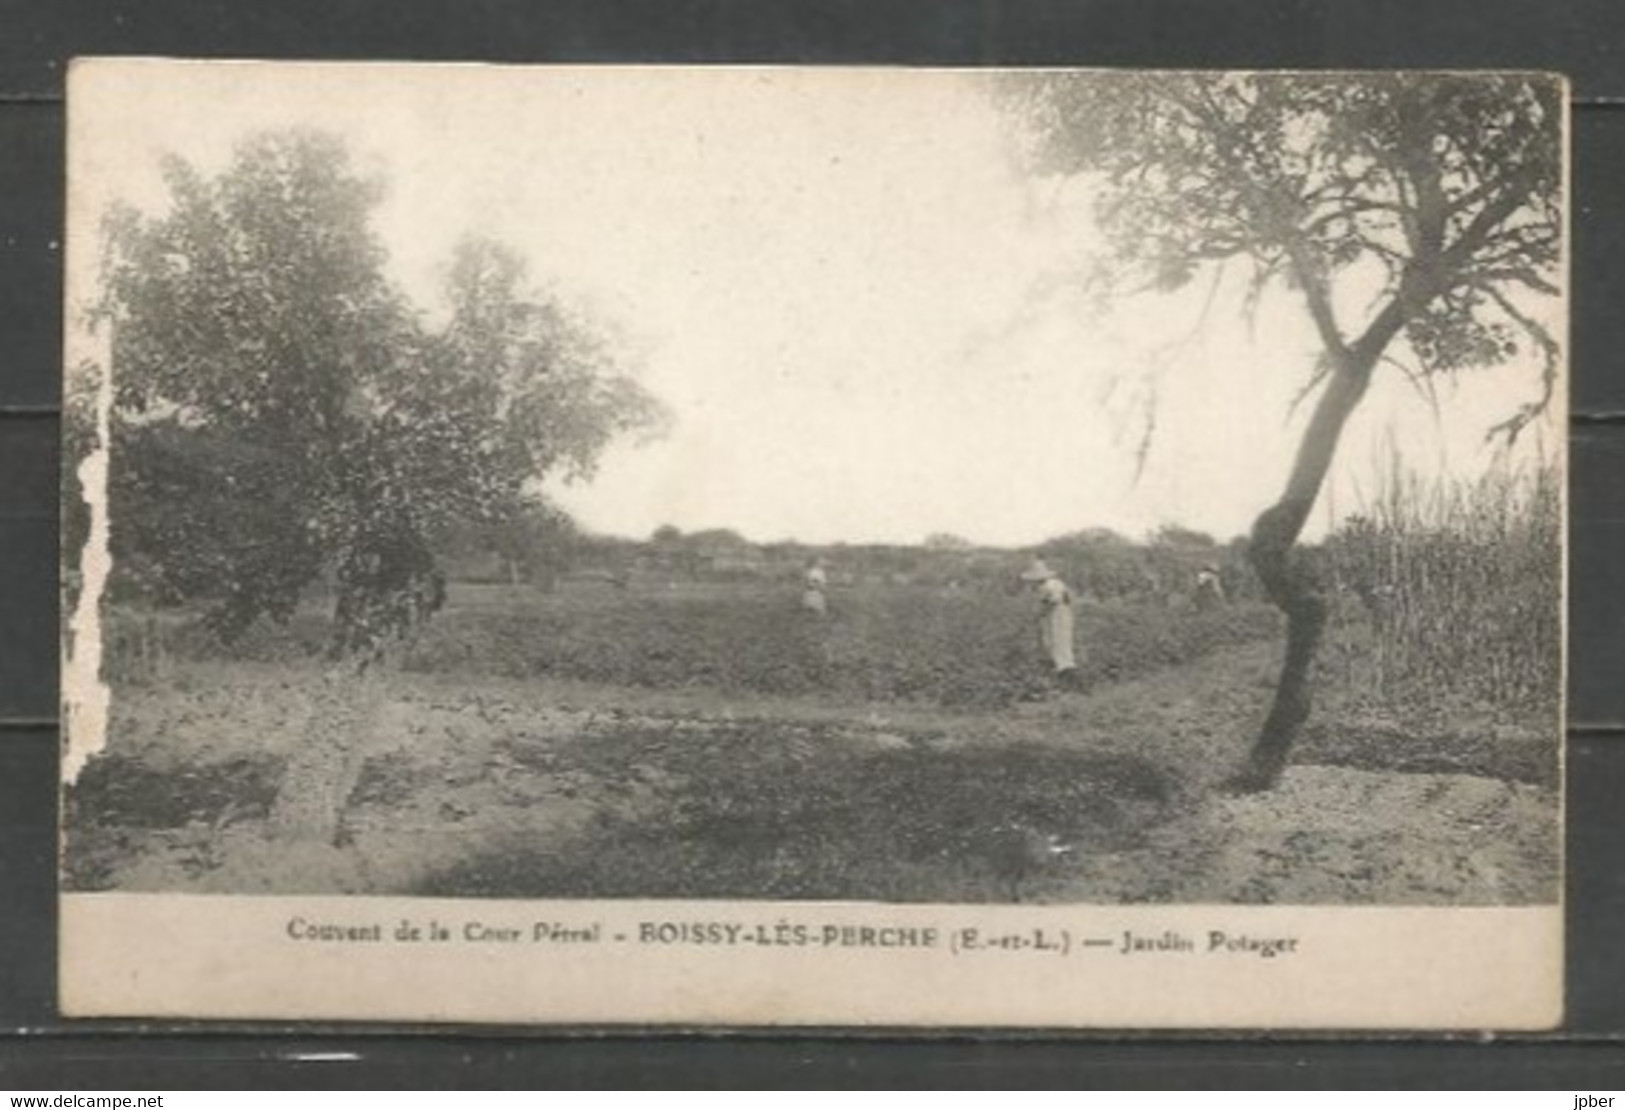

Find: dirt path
[66,642,1559,904]
[1051,764,1556,904]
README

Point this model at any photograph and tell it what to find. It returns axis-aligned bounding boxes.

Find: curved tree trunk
[1224,356,1376,793]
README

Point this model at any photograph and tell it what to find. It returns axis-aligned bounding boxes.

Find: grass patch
[413,723,1182,902]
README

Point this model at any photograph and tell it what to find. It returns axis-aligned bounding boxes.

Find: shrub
[1324,456,1560,722]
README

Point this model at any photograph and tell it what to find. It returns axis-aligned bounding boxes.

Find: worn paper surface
[61,896,1560,1029]
[61,60,1566,1029]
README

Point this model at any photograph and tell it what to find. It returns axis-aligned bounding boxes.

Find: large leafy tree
[101,131,660,659]
[1003,72,1562,790]
[98,130,662,839]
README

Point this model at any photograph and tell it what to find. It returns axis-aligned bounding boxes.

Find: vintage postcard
[60,60,1566,1028]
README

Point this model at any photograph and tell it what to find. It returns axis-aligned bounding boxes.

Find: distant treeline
[436,521,1263,604]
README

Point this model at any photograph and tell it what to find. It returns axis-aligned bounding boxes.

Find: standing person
[1020,557,1079,684]
[1194,563,1226,610]
[801,556,829,615]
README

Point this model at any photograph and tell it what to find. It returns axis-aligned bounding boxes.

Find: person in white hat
[1194,562,1226,611]
[1020,557,1078,682]
[801,556,829,616]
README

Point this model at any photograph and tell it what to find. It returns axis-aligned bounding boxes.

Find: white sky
[67,62,1565,547]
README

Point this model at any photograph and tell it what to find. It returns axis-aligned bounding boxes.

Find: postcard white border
[61,895,1560,1029]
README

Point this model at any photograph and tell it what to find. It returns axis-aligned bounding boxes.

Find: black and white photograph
[58,61,1566,1028]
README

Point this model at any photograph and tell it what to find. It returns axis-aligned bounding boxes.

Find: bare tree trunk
[270,661,381,844]
[1224,359,1375,793]
[277,531,439,841]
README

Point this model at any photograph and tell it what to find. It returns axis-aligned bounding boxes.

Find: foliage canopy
[98,130,664,655]
[1005,72,1563,433]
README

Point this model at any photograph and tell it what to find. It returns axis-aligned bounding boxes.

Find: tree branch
[1283,239,1348,357]
[1472,279,1561,444]
[1178,81,1351,358]
[1439,174,1538,272]
[1464,265,1561,297]
[1302,198,1407,236]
